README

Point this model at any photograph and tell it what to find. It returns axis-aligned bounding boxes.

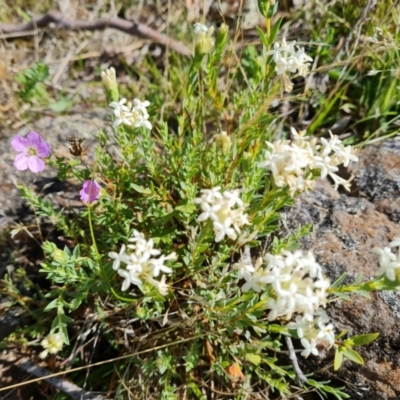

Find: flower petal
[80,180,101,203]
[27,155,45,173]
[11,136,28,152]
[36,141,51,157]
[13,153,29,170]
[26,131,42,146]
[79,189,89,203]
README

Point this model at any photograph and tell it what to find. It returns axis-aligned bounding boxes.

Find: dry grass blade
[0,334,206,393]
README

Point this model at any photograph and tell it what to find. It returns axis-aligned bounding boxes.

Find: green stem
[87,203,136,303]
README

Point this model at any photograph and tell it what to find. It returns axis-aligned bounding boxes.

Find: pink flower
[11,131,51,173]
[79,180,102,203]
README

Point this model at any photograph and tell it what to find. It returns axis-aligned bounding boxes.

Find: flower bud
[213,131,232,154]
[257,0,278,18]
[194,24,215,55]
[215,23,229,55]
[101,67,119,102]
[52,249,68,264]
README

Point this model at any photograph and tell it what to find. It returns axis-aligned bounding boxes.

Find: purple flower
[11,131,51,173]
[79,180,102,203]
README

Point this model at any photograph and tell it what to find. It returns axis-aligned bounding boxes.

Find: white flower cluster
[259,128,358,195]
[194,187,250,243]
[39,333,64,359]
[108,231,176,295]
[373,238,400,281]
[267,37,313,92]
[233,248,334,358]
[287,310,335,358]
[109,98,152,130]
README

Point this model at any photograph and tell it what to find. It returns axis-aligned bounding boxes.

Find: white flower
[118,268,142,291]
[133,98,150,116]
[389,238,400,249]
[267,297,287,321]
[194,187,223,203]
[109,97,152,130]
[241,271,264,292]
[314,308,330,324]
[259,264,291,285]
[150,253,176,277]
[213,217,237,242]
[149,274,169,296]
[198,202,222,222]
[266,37,313,92]
[233,260,256,280]
[373,245,400,281]
[300,338,319,358]
[317,322,335,345]
[39,333,63,359]
[109,98,133,128]
[131,110,153,130]
[259,128,357,194]
[108,244,131,271]
[110,231,175,294]
[287,315,311,338]
[193,22,208,34]
[223,189,244,208]
[237,250,332,328]
[194,187,249,243]
[290,127,307,140]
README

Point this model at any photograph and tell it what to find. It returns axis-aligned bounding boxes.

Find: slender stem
[87,203,136,303]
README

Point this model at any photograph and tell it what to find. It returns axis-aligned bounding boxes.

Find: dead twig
[19,359,109,400]
[285,336,309,387]
[0,11,191,56]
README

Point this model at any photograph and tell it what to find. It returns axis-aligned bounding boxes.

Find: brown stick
[0,10,191,56]
[20,359,110,400]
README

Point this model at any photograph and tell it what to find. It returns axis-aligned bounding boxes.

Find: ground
[1,1,400,399]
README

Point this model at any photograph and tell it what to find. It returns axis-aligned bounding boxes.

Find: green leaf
[342,348,364,365]
[175,203,196,214]
[67,295,85,311]
[334,348,343,370]
[44,298,59,312]
[330,272,347,288]
[335,329,348,340]
[321,385,351,399]
[351,289,371,299]
[130,183,151,194]
[246,353,261,365]
[269,17,283,44]
[255,26,269,48]
[351,333,379,346]
[188,381,205,399]
[268,324,289,335]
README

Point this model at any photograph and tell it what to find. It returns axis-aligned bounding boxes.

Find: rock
[285,138,400,399]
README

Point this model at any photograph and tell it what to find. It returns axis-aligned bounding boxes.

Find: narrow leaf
[334,349,343,370]
[351,333,379,346]
[245,353,261,366]
[343,348,364,365]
